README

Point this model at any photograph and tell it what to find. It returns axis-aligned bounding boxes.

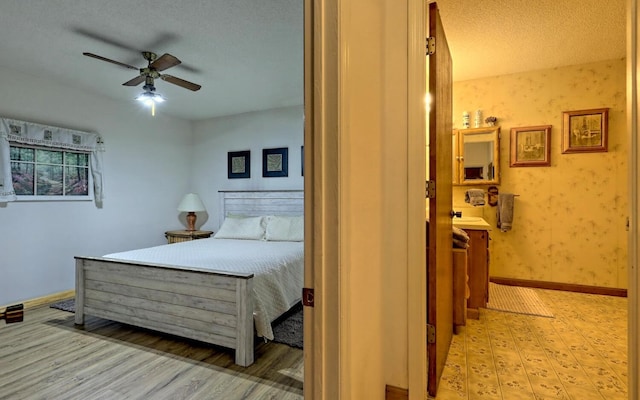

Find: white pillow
[265,215,304,241]
[214,216,265,240]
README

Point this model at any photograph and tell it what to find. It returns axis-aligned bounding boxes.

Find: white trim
[15,196,93,202]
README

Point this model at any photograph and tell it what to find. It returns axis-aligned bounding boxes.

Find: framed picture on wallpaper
[227,150,250,179]
[263,147,288,177]
[510,125,552,167]
[562,108,609,153]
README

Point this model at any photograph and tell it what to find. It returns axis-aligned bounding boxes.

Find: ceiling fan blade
[74,28,178,54]
[122,75,146,86]
[83,52,138,70]
[161,75,202,91]
[75,28,140,52]
[150,53,181,72]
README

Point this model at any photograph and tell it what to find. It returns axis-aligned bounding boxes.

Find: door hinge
[426,36,436,55]
[427,323,435,343]
[425,180,436,199]
[302,287,315,307]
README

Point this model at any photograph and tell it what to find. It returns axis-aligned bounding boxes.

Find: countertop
[452,217,491,231]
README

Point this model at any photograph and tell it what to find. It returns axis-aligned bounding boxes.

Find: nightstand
[165,230,213,244]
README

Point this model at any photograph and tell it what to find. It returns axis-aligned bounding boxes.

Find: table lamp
[177,193,206,231]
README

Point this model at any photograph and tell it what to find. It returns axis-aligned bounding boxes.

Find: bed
[74,190,304,367]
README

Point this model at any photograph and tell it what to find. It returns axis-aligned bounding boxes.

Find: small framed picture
[263,147,288,177]
[228,150,250,179]
[562,108,609,153]
[510,125,552,167]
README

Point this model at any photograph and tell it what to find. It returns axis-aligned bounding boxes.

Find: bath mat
[487,283,554,318]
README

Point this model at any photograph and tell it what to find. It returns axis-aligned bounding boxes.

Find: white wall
[191,105,304,230]
[0,66,193,306]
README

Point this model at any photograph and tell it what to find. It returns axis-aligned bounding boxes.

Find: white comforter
[104,238,304,340]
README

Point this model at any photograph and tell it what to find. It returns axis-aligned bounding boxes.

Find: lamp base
[186,212,197,231]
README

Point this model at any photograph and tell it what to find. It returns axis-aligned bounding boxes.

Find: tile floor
[435,289,628,399]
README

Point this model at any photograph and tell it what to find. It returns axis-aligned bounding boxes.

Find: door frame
[303,0,341,399]
[407,0,428,397]
[627,1,639,398]
[303,1,434,399]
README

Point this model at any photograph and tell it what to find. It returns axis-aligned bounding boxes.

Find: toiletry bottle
[474,109,482,128]
[462,111,470,128]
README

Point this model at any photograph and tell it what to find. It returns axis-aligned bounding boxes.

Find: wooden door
[427,1,454,397]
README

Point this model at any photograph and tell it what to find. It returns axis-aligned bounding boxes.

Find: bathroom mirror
[453,126,500,185]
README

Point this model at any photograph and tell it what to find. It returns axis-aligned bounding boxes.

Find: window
[1,117,104,204]
[10,144,92,200]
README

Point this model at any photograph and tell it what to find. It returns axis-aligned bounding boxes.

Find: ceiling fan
[83,51,202,93]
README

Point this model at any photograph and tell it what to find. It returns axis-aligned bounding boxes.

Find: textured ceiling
[436,0,626,82]
[0,0,626,121]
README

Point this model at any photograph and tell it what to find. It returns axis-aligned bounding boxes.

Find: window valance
[0,117,105,205]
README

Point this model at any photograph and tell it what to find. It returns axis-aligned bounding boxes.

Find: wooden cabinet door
[465,229,489,318]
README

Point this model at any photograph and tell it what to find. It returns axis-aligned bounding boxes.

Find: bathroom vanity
[453,217,491,319]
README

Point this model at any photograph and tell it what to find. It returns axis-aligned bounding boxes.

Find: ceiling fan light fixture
[136,90,165,106]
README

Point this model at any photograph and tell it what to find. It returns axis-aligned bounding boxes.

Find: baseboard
[1,289,75,310]
[490,277,627,297]
[385,385,408,400]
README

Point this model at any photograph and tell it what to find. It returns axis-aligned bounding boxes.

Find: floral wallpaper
[452,59,628,289]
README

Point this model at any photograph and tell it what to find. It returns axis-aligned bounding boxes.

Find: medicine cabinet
[452,126,500,185]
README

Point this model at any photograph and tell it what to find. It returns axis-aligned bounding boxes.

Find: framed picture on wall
[262,147,288,177]
[562,108,609,153]
[509,125,552,167]
[227,150,250,179]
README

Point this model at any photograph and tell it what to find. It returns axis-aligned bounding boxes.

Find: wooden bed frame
[74,190,303,367]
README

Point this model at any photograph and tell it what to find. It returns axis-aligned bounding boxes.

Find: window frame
[10,143,94,202]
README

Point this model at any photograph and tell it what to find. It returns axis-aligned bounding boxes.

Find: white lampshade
[177,193,206,212]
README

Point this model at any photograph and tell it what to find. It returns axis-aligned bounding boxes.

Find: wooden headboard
[218,190,304,224]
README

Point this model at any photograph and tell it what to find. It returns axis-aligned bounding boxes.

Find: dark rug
[270,302,303,349]
[51,299,303,349]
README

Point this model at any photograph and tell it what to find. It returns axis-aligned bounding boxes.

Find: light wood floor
[0,304,303,400]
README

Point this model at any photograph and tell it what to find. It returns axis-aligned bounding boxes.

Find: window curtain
[0,117,105,205]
